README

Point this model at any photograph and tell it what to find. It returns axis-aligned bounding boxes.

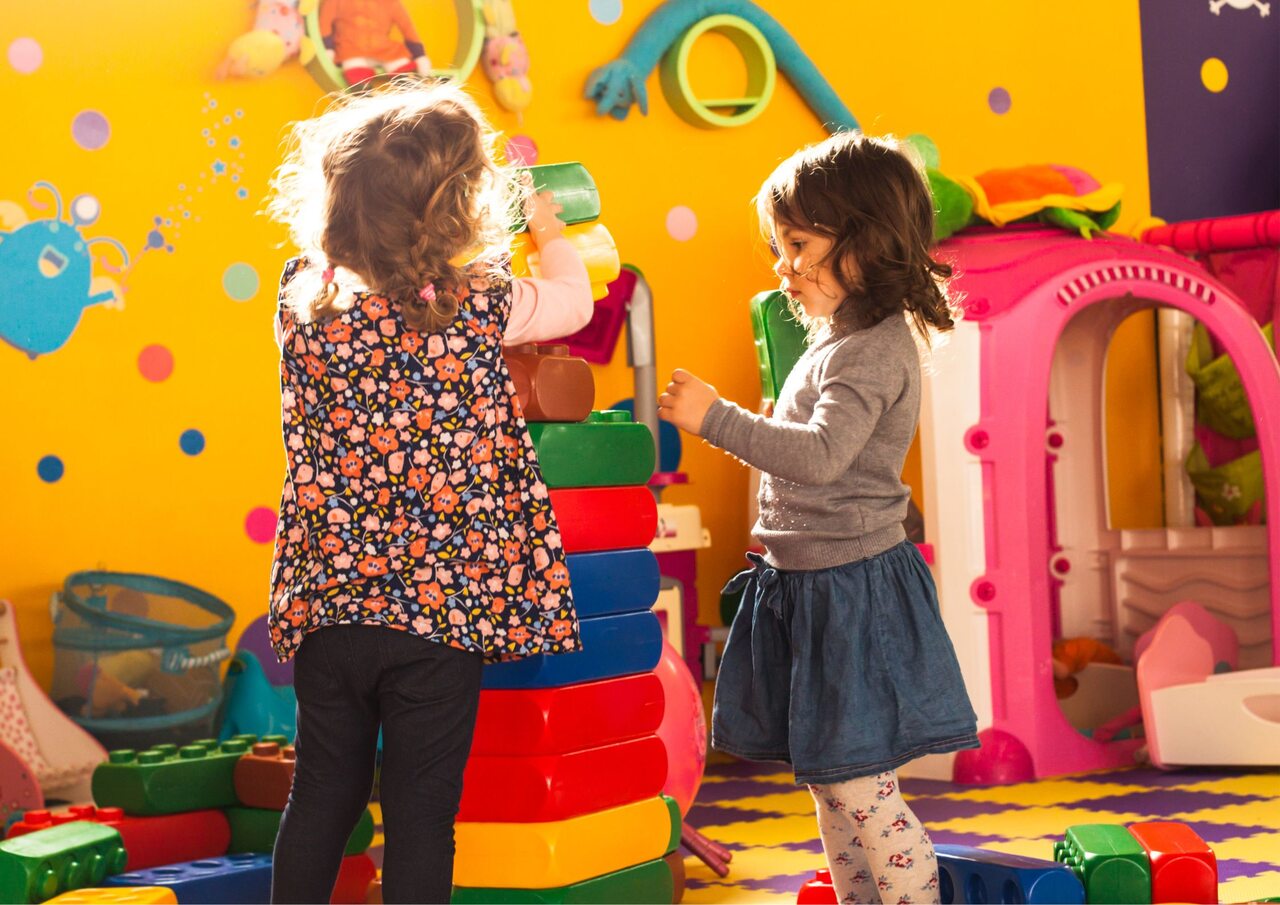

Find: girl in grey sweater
[659,131,978,905]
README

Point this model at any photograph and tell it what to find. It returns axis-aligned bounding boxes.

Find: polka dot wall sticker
[223,263,259,302]
[666,205,698,242]
[138,344,174,382]
[245,507,278,544]
[179,429,205,456]
[37,455,64,483]
[1200,57,1228,93]
[988,87,1011,115]
[589,0,623,25]
[72,110,110,151]
[505,135,539,166]
[8,38,42,74]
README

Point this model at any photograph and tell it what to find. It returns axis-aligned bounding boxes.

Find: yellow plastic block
[47,888,177,904]
[454,797,670,889]
[511,222,620,301]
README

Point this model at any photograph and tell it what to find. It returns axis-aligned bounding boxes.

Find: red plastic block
[233,742,296,810]
[1128,821,1218,904]
[548,486,658,553]
[506,343,595,423]
[459,734,667,823]
[331,854,376,905]
[7,806,231,872]
[472,673,663,756]
[797,868,836,904]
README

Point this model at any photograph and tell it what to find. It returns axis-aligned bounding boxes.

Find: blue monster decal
[0,181,129,358]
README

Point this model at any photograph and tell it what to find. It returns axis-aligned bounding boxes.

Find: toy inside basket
[51,571,235,751]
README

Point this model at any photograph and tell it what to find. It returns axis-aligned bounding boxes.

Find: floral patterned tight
[808,771,940,905]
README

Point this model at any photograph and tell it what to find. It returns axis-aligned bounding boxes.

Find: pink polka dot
[8,38,42,74]
[138,344,174,382]
[665,205,698,242]
[245,507,278,544]
[505,135,538,166]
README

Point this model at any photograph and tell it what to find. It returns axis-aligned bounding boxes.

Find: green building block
[527,411,655,489]
[1053,824,1151,905]
[224,806,374,856]
[0,821,128,903]
[91,736,257,816]
[451,858,672,904]
[523,163,601,227]
[661,794,681,856]
[750,291,808,406]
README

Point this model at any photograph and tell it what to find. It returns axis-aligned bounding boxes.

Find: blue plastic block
[104,854,272,904]
[482,611,663,689]
[564,549,660,619]
[936,845,1085,905]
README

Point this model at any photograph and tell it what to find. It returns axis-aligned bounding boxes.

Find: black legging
[271,624,483,904]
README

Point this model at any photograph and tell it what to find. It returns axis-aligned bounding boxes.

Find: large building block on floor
[224,806,373,856]
[1127,822,1217,904]
[562,549,660,620]
[47,888,177,904]
[481,611,662,690]
[233,742,296,811]
[506,344,594,424]
[460,735,667,822]
[0,822,129,904]
[331,854,376,905]
[548,487,658,554]
[454,797,671,889]
[471,673,664,756]
[7,806,230,873]
[529,412,655,489]
[1054,824,1151,905]
[451,858,672,903]
[91,737,256,816]
[104,854,272,905]
[936,845,1085,904]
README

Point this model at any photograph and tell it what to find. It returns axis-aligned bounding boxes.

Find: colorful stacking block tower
[1054,824,1152,905]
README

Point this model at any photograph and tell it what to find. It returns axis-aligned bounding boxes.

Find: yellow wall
[1,0,1155,684]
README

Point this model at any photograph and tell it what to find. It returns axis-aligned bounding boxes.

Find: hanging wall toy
[481,0,531,117]
[217,0,316,79]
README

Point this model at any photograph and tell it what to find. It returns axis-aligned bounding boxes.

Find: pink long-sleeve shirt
[504,236,593,345]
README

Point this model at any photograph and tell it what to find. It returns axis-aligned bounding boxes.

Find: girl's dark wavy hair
[756,131,956,342]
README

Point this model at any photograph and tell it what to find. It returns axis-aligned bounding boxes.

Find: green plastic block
[527,411,655,489]
[1053,824,1151,905]
[0,821,128,903]
[523,163,601,227]
[225,806,374,856]
[749,291,808,405]
[661,794,681,856]
[451,858,672,904]
[91,736,256,816]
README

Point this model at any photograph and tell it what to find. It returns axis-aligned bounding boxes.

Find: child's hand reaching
[526,189,565,250]
[658,369,720,435]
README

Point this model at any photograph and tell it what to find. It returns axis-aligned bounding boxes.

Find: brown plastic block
[232,742,296,810]
[505,343,595,423]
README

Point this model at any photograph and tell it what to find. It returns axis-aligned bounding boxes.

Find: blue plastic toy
[218,650,296,743]
[563,550,661,619]
[481,610,663,689]
[105,853,272,904]
[936,844,1086,905]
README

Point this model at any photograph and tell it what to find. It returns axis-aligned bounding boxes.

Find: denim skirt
[711,540,980,785]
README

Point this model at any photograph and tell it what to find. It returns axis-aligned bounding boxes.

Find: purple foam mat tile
[1218,859,1279,882]
[698,777,802,803]
[1179,821,1275,845]
[927,829,1021,848]
[902,796,1016,823]
[901,777,969,798]
[736,870,819,894]
[685,802,784,828]
[1060,767,1250,787]
[1072,788,1265,815]
[776,837,827,855]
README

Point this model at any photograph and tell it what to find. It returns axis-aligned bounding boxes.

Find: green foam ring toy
[659,14,777,129]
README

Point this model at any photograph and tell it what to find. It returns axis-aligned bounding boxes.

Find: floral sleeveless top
[268,258,580,663]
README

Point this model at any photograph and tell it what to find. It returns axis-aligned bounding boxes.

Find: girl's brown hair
[756,131,956,342]
[267,80,524,332]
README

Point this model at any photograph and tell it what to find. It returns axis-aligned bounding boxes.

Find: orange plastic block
[471,673,664,756]
[7,806,230,872]
[1128,821,1218,904]
[547,486,658,553]
[233,741,296,810]
[506,344,594,423]
[47,888,177,904]
[459,734,667,822]
[330,854,376,905]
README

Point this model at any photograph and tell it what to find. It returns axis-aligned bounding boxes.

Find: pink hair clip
[419,283,437,303]
[321,267,335,283]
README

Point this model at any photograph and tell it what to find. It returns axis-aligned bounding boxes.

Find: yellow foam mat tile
[1220,870,1280,904]
[939,779,1148,807]
[700,813,821,849]
[931,806,1153,839]
[454,796,669,888]
[1172,774,1280,798]
[701,772,795,787]
[1177,800,1280,826]
[1206,831,1280,863]
[718,789,816,817]
[47,889,177,904]
[684,882,793,904]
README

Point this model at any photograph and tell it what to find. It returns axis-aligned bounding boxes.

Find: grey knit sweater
[700,313,918,571]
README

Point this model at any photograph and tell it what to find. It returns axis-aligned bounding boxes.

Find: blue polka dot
[589,0,622,25]
[37,455,64,482]
[180,429,205,456]
[223,262,259,301]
